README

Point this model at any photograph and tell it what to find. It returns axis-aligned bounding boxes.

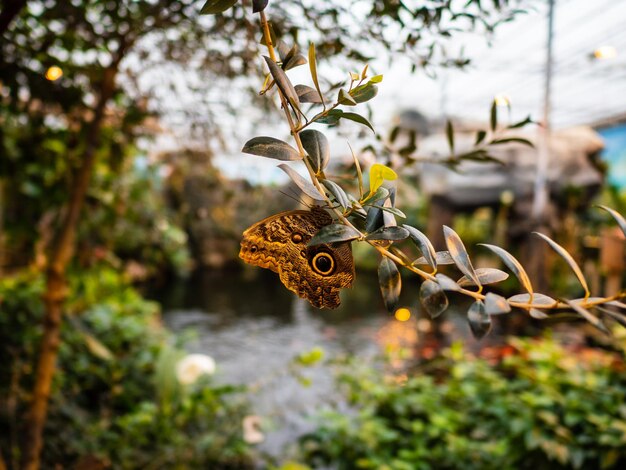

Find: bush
[297,337,626,470]
[0,266,254,469]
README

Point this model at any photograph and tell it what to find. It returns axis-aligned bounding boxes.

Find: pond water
[155,266,521,458]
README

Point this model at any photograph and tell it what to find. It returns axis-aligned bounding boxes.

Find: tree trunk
[19,65,119,470]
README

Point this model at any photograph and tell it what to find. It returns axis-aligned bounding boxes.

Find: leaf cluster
[297,336,626,469]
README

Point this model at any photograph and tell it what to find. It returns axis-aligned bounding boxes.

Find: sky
[149,0,626,185]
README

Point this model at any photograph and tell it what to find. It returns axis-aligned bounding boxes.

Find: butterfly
[239,206,355,309]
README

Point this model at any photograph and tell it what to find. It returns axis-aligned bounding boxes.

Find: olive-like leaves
[419,280,449,318]
[242,136,301,161]
[309,224,361,246]
[444,225,481,288]
[300,129,330,173]
[467,301,491,339]
[378,257,401,312]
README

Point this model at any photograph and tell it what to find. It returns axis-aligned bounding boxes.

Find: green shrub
[0,266,254,469]
[297,337,626,470]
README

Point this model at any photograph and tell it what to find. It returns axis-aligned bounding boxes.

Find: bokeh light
[45,66,63,81]
[593,46,617,60]
[394,307,411,322]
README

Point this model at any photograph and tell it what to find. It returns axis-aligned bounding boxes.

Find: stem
[256,9,626,316]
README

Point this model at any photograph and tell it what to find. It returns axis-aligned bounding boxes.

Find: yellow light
[45,66,63,81]
[593,46,617,60]
[394,308,411,322]
[494,93,510,107]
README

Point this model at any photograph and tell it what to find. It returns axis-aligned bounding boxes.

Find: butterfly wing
[239,207,355,309]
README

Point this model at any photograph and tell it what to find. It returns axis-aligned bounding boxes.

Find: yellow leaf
[369,163,397,193]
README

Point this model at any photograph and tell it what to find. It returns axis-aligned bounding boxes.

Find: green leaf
[340,112,375,133]
[338,89,357,106]
[534,232,590,298]
[365,206,384,233]
[457,268,508,287]
[378,257,401,312]
[263,56,302,117]
[484,292,511,315]
[294,84,323,104]
[309,224,361,246]
[321,179,349,210]
[475,130,487,145]
[446,119,454,154]
[242,136,301,161]
[371,205,406,219]
[490,137,534,147]
[277,164,324,201]
[308,43,325,107]
[283,53,307,71]
[443,225,481,289]
[369,163,397,194]
[252,0,268,13]
[490,100,497,131]
[413,251,455,266]
[508,293,556,307]
[201,0,237,15]
[403,225,437,270]
[369,74,383,83]
[349,83,378,103]
[365,226,409,241]
[565,300,610,334]
[507,115,533,129]
[467,300,491,339]
[362,186,389,204]
[295,346,324,366]
[435,273,462,292]
[315,110,342,126]
[598,205,626,238]
[479,243,533,295]
[419,280,449,318]
[300,129,330,173]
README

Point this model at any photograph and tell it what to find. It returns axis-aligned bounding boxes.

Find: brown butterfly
[239,206,355,309]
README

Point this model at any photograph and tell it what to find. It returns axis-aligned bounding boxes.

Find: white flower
[242,415,264,444]
[175,353,216,385]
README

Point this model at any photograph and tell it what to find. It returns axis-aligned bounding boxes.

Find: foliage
[296,336,626,469]
[0,267,254,469]
[205,1,626,336]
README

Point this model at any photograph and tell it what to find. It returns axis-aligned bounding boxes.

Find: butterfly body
[239,206,355,309]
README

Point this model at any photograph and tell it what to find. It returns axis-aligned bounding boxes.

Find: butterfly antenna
[278,190,312,209]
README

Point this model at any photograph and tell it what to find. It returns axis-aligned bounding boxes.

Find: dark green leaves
[444,225,480,289]
[300,130,329,174]
[419,280,449,318]
[350,82,378,103]
[378,257,401,312]
[338,89,357,106]
[468,301,491,339]
[321,179,349,210]
[252,0,268,13]
[200,0,238,15]
[263,56,301,116]
[317,110,375,132]
[242,136,301,161]
[278,164,324,200]
[534,232,589,298]
[479,243,533,295]
[295,85,323,104]
[446,119,454,154]
[309,224,360,245]
[402,225,437,269]
[365,226,409,241]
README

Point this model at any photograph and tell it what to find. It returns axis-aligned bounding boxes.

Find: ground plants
[203,1,626,338]
[0,266,255,469]
[295,336,626,469]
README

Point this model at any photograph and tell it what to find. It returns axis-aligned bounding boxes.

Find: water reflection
[155,267,523,456]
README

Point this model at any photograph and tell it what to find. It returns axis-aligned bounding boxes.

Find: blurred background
[1,0,626,468]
